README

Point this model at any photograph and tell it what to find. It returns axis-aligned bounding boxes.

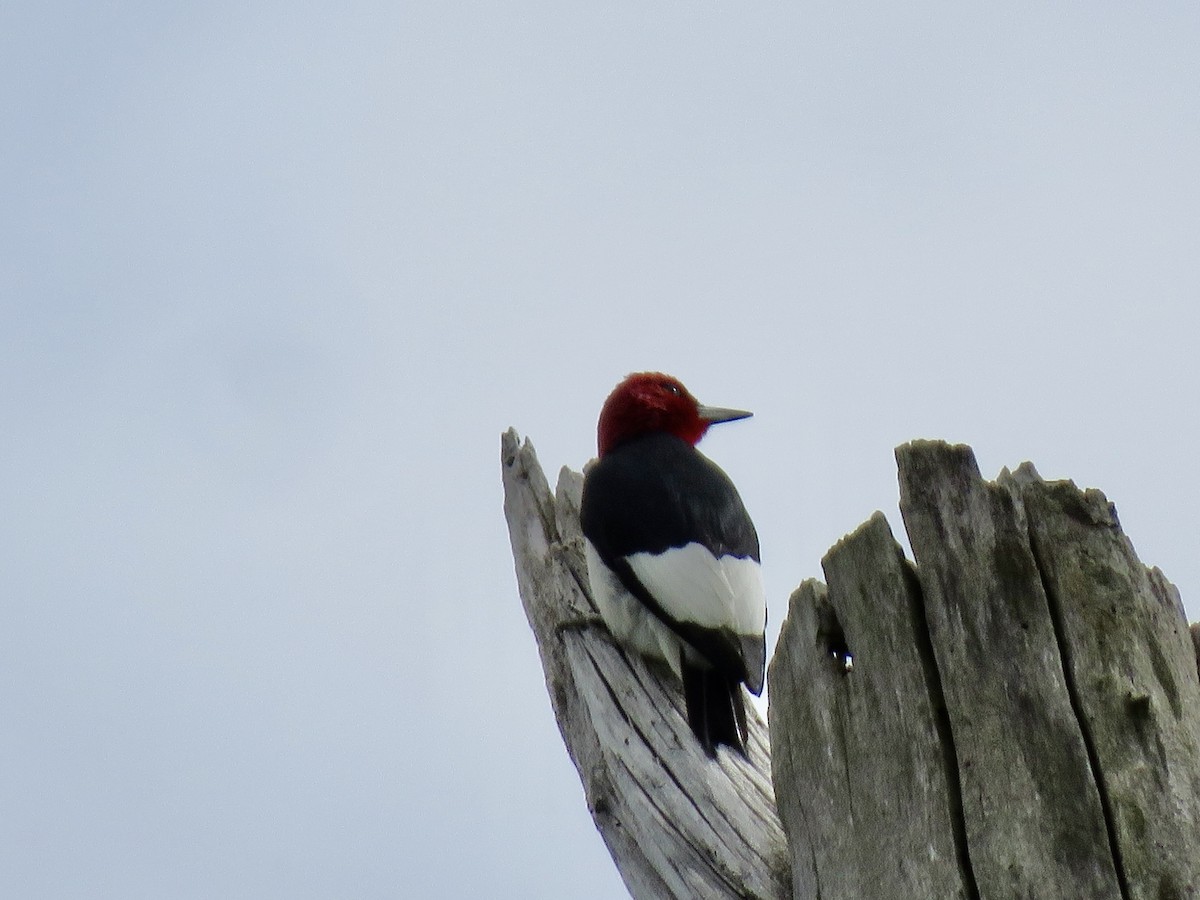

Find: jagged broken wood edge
[502,428,790,900]
[769,439,1200,900]
[768,514,975,900]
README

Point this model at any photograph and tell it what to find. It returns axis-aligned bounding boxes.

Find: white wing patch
[626,543,765,636]
[585,539,687,676]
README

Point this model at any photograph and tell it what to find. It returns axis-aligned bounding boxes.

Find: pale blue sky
[3,3,1198,898]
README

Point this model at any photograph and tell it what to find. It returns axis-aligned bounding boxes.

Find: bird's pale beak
[697,404,753,425]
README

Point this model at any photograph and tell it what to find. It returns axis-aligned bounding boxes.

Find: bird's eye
[663,382,682,396]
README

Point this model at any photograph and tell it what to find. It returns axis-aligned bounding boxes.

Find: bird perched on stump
[580,372,766,757]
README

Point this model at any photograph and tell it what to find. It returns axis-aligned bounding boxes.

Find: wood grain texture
[768,513,973,900]
[1017,475,1200,899]
[502,429,789,900]
[897,441,1123,899]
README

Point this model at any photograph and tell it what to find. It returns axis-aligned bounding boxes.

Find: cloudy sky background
[4,3,1198,898]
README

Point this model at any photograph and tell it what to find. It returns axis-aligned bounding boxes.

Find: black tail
[682,663,748,758]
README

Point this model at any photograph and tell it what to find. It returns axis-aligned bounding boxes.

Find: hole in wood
[816,595,854,675]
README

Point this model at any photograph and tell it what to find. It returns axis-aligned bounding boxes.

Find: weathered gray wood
[896,441,1123,898]
[501,429,790,900]
[768,513,972,900]
[1017,477,1200,898]
[509,428,1200,899]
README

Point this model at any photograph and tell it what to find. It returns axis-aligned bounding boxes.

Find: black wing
[580,432,759,563]
[580,432,763,689]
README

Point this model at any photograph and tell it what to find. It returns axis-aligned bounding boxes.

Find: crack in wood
[904,552,982,900]
[1027,523,1133,900]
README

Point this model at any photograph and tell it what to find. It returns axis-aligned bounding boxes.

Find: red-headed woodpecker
[580,372,765,757]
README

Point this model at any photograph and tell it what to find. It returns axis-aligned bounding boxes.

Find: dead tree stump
[501,429,790,900]
[502,431,1200,900]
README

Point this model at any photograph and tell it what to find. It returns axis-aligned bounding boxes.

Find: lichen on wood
[769,441,1200,900]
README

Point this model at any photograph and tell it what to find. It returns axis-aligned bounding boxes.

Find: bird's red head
[596,372,752,457]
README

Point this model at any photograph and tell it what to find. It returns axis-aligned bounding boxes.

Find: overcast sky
[4,3,1198,898]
